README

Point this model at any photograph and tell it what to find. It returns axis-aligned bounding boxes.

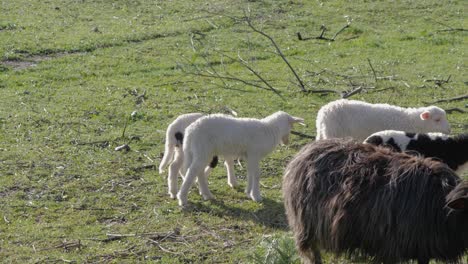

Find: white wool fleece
[158,112,239,199]
[316,99,450,141]
[177,111,304,206]
[159,113,204,174]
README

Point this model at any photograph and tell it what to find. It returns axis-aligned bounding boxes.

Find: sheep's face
[267,111,305,145]
[446,181,468,212]
[420,106,451,134]
[282,114,305,145]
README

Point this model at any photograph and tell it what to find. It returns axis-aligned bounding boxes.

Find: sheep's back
[317,100,418,140]
[184,115,274,157]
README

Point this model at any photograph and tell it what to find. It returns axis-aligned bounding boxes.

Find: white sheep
[315,99,451,141]
[364,130,468,174]
[159,113,237,198]
[177,111,305,206]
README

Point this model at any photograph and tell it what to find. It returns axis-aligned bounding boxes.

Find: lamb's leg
[198,163,214,200]
[224,157,238,188]
[177,161,204,206]
[202,156,218,181]
[168,148,183,199]
[202,166,213,193]
[246,157,262,202]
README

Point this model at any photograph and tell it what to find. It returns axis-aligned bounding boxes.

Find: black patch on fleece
[175,131,183,146]
[405,132,416,138]
[365,136,384,146]
[366,136,401,152]
[385,138,401,152]
[209,156,219,168]
[405,133,468,171]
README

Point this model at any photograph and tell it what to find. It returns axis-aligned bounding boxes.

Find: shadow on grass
[182,196,288,230]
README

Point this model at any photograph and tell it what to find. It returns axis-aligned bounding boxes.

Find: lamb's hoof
[228,181,239,188]
[169,192,177,199]
[250,193,263,202]
[177,193,187,207]
[202,192,214,200]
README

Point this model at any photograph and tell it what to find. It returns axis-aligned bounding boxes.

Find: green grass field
[1,0,467,263]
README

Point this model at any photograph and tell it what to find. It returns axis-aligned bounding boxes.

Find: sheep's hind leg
[168,148,183,199]
[246,157,262,202]
[198,166,214,201]
[224,157,238,188]
[300,243,322,264]
[177,161,204,206]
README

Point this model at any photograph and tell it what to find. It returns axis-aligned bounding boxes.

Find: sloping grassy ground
[0,0,466,263]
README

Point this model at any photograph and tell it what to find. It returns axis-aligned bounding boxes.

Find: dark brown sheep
[283,138,467,264]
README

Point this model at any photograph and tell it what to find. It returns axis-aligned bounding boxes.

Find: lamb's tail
[181,135,193,176]
[159,132,176,174]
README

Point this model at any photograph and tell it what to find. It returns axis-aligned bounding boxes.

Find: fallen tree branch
[431,19,468,33]
[245,12,307,92]
[424,75,451,86]
[341,86,363,98]
[297,22,351,42]
[445,107,466,114]
[39,240,82,251]
[424,94,468,105]
[291,130,315,139]
[304,89,339,95]
[437,28,467,33]
[237,53,284,100]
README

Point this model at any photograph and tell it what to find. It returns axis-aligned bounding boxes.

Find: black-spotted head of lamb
[364,131,468,174]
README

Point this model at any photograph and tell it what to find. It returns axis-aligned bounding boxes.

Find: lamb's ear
[420,111,431,120]
[447,197,467,210]
[290,116,306,126]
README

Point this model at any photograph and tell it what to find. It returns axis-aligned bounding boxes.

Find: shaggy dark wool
[283,138,467,264]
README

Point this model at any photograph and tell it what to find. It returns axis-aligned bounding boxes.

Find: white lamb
[315,99,451,141]
[177,111,305,206]
[159,113,236,199]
